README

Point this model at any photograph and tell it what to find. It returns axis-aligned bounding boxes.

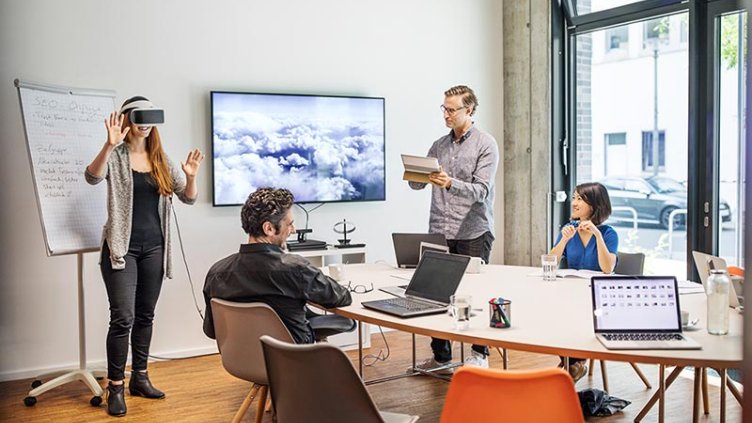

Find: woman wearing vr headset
[85,96,203,417]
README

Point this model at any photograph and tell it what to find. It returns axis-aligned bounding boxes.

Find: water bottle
[706,269,730,335]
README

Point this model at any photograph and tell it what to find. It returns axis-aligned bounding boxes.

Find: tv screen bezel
[210,90,386,207]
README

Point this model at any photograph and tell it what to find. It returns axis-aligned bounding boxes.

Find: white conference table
[329,263,743,423]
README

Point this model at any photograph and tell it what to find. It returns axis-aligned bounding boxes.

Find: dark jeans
[101,242,164,381]
[432,231,494,362]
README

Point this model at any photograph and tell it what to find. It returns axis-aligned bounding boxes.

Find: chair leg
[232,384,259,423]
[629,362,652,389]
[588,358,595,376]
[495,347,509,369]
[265,396,272,412]
[599,360,609,392]
[255,385,268,423]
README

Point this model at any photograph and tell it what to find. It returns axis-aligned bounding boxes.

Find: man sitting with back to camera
[203,187,353,344]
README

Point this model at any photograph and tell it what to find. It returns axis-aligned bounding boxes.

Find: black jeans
[101,242,164,381]
[431,232,494,362]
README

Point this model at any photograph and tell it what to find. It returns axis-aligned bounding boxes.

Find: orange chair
[439,367,583,423]
[727,266,744,277]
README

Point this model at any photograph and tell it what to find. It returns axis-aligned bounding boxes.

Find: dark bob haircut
[575,182,612,226]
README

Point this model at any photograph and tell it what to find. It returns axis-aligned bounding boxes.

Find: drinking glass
[450,294,472,331]
[541,254,558,281]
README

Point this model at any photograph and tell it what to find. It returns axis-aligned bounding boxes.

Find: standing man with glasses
[202,188,353,344]
[408,85,499,373]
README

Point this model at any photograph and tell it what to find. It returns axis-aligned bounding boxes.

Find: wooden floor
[0,331,742,422]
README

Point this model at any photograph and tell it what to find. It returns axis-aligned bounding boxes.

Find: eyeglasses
[440,105,466,115]
[346,281,374,294]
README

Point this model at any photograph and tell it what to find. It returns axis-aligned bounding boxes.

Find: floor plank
[0,331,742,422]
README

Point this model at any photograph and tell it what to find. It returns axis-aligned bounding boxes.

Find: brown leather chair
[211,299,294,423]
[260,335,419,423]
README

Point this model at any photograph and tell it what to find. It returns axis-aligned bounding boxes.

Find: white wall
[0,0,504,380]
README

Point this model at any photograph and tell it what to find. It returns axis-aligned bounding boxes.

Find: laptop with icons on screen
[591,275,700,350]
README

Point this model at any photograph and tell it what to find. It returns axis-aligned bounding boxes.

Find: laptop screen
[405,251,469,304]
[592,276,681,332]
[392,233,447,268]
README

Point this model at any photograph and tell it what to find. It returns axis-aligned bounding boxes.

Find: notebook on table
[362,251,469,318]
[392,233,448,269]
[591,276,701,350]
[691,251,741,308]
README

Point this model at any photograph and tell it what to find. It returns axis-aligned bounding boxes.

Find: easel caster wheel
[30,380,42,389]
[90,396,103,407]
[24,396,37,406]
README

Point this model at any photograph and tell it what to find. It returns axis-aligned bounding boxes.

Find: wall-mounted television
[211,91,386,206]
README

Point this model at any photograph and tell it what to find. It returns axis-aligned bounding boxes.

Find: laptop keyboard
[381,297,436,311]
[603,333,685,341]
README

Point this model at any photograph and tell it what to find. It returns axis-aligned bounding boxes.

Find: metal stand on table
[24,253,106,407]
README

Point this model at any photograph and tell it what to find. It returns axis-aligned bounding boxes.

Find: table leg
[719,368,727,423]
[358,321,363,377]
[693,367,701,423]
[634,366,684,422]
[702,368,709,415]
[658,365,665,423]
[411,333,416,369]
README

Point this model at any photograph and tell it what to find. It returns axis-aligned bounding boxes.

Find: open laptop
[392,233,448,268]
[692,251,741,307]
[591,276,701,350]
[362,251,469,318]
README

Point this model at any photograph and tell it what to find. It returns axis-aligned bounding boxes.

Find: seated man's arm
[303,266,352,308]
[202,276,217,339]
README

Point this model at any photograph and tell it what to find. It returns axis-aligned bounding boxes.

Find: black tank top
[130,170,163,246]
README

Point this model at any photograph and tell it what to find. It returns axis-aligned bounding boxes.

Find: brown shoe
[568,361,588,383]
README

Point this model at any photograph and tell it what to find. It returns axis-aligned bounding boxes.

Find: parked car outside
[599,175,731,229]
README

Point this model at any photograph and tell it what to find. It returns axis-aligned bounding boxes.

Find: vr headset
[120,99,164,125]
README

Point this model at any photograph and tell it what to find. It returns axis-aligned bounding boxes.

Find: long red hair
[121,112,173,196]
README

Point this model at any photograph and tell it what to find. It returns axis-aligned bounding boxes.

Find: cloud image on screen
[211,92,386,205]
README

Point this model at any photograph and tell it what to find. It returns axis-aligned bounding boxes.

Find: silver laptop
[591,276,701,350]
[362,251,469,318]
[392,233,448,268]
[692,251,741,307]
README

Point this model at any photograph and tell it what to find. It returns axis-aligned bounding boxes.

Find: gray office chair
[613,251,646,275]
[211,299,295,423]
[589,251,652,392]
[260,335,419,423]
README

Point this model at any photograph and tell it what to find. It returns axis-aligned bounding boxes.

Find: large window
[556,0,747,280]
[573,14,689,277]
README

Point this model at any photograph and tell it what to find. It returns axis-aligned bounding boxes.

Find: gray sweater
[85,143,196,279]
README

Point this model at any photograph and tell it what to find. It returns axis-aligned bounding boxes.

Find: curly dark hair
[575,182,612,226]
[241,188,295,237]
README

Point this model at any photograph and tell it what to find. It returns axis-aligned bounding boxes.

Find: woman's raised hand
[105,112,129,147]
[560,224,576,241]
[578,220,602,239]
[181,148,204,178]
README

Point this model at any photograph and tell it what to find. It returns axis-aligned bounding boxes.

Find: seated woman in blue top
[551,182,618,273]
[550,182,618,382]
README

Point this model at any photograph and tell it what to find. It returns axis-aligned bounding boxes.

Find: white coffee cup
[465,256,485,274]
[680,309,689,327]
[328,264,346,282]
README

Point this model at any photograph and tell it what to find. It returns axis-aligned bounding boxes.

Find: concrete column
[502,0,551,266]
